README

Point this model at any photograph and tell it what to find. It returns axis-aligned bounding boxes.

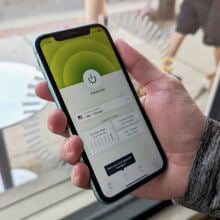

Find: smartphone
[33,24,166,203]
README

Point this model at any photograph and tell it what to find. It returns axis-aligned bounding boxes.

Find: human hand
[35,39,206,200]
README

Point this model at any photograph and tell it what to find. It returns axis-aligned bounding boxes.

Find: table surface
[0,61,46,190]
[0,62,46,129]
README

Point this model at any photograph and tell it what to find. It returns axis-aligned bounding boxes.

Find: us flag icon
[77,114,83,120]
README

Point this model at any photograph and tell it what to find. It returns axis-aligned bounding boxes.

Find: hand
[35,39,206,200]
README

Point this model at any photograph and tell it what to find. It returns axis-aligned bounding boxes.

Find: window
[0,0,216,218]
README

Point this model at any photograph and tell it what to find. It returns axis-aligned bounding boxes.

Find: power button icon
[83,69,102,88]
[88,74,97,83]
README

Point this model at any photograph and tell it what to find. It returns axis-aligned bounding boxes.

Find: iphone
[33,24,166,203]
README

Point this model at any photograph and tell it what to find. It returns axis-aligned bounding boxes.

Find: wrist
[174,118,220,215]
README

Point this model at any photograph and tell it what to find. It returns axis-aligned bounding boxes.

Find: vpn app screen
[40,27,163,197]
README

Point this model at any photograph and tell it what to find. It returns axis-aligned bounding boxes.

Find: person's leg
[101,0,108,26]
[167,32,186,57]
[206,47,220,91]
[84,0,99,23]
[160,0,198,75]
[194,48,220,100]
[208,47,220,90]
[193,48,220,100]
[84,0,108,25]
[214,47,220,65]
[160,32,185,74]
[194,1,220,100]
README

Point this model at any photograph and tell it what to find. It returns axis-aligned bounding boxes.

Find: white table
[0,62,46,190]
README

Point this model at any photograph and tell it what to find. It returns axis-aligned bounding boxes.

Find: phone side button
[47,85,54,99]
[47,85,61,108]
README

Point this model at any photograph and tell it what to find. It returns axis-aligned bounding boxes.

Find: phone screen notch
[54,27,90,41]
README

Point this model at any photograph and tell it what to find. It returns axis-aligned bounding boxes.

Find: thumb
[115,39,164,88]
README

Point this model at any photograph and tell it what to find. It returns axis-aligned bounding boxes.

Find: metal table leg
[0,129,13,189]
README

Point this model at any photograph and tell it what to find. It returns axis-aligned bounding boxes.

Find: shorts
[176,0,220,46]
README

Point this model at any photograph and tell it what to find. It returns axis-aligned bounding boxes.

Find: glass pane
[1,0,217,219]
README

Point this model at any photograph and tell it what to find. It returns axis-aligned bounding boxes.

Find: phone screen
[36,25,165,201]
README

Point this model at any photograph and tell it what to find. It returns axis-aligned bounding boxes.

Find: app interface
[40,26,163,197]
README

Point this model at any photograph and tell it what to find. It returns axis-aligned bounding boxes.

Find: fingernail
[64,141,72,154]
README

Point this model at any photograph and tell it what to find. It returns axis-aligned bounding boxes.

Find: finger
[140,96,146,106]
[115,39,164,87]
[48,109,68,137]
[35,80,54,102]
[71,162,90,189]
[59,136,84,165]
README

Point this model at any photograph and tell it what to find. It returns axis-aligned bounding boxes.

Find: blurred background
[0,0,219,219]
